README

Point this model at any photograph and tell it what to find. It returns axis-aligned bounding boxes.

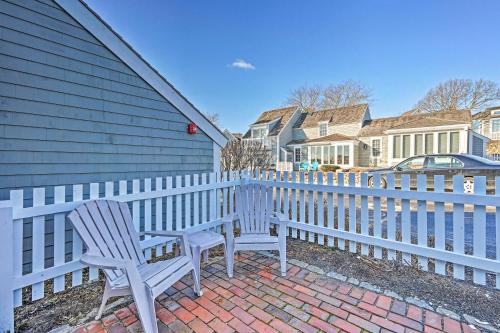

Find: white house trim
[385,124,468,135]
[213,142,221,172]
[55,0,228,147]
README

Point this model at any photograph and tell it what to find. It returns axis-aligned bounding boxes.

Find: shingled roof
[358,109,471,137]
[243,106,298,138]
[293,104,368,129]
[472,106,500,120]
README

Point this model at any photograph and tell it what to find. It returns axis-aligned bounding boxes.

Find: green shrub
[320,164,341,172]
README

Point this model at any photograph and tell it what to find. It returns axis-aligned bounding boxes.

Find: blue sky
[85,0,500,133]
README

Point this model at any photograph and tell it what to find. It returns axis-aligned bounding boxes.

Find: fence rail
[1,170,499,332]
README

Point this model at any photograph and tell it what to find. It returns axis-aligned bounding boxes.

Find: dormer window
[252,127,266,138]
[319,123,327,137]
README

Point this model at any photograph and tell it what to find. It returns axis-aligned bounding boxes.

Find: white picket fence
[0,170,499,332]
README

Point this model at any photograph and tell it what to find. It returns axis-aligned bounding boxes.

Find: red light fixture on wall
[187,122,197,134]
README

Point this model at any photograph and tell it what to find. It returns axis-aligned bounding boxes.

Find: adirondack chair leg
[191,245,202,291]
[203,249,209,264]
[191,264,203,296]
[95,280,111,320]
[279,224,287,277]
[227,240,235,278]
[130,284,159,333]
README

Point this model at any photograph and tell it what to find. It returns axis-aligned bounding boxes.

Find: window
[311,146,321,163]
[319,123,328,136]
[425,133,434,154]
[301,146,308,161]
[343,145,350,165]
[323,146,329,164]
[426,156,464,169]
[397,156,425,170]
[492,119,500,133]
[450,132,460,153]
[402,135,411,158]
[329,146,336,164]
[252,128,266,138]
[337,145,343,164]
[472,120,482,133]
[371,139,381,157]
[393,136,401,158]
[294,147,301,163]
[414,134,423,155]
[438,132,447,153]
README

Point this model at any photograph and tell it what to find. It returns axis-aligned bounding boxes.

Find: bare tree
[322,80,371,109]
[285,81,371,112]
[220,140,272,172]
[204,112,220,126]
[413,79,500,114]
[285,85,322,112]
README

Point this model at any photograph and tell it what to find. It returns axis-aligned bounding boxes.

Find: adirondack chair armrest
[80,253,128,270]
[270,213,289,225]
[141,230,184,238]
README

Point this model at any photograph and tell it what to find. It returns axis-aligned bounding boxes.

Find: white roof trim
[55,0,227,147]
[385,123,468,134]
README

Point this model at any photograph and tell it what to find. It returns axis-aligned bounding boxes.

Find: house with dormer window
[472,106,500,159]
[243,104,488,170]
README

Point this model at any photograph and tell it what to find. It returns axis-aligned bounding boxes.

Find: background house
[0,0,227,201]
[472,106,500,160]
[242,106,301,167]
[243,104,488,170]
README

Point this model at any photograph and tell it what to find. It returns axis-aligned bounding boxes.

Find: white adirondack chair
[67,200,201,333]
[226,179,288,277]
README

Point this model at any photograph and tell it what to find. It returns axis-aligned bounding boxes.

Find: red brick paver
[74,252,480,333]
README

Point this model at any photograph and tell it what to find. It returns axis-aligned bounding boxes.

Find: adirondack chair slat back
[67,200,146,282]
[235,182,273,235]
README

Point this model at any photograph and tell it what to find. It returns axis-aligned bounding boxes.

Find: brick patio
[73,252,479,333]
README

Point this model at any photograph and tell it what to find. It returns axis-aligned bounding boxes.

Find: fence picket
[360,173,369,256]
[386,174,396,260]
[11,190,23,306]
[283,171,290,224]
[144,178,152,259]
[185,175,192,231]
[416,174,428,271]
[201,174,207,224]
[176,176,183,232]
[496,177,500,289]
[155,177,164,255]
[89,183,100,281]
[307,172,315,242]
[166,177,173,253]
[299,172,306,241]
[276,171,282,214]
[71,184,84,287]
[32,187,45,300]
[209,173,216,221]
[317,172,324,245]
[434,176,446,275]
[452,176,465,279]
[401,175,411,265]
[216,172,221,219]
[473,176,486,285]
[338,172,346,251]
[222,172,228,217]
[373,174,382,259]
[327,172,334,247]
[291,171,298,238]
[193,174,200,226]
[53,186,66,293]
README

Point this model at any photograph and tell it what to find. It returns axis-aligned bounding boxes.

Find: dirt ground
[14,240,499,332]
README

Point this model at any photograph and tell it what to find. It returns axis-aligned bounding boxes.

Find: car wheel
[463,177,474,194]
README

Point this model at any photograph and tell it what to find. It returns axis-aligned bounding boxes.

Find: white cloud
[230,59,255,70]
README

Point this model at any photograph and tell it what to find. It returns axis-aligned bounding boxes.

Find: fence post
[0,205,14,333]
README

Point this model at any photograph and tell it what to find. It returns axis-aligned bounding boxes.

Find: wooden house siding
[0,0,214,201]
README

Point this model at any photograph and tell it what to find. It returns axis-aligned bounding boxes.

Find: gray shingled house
[0,0,227,201]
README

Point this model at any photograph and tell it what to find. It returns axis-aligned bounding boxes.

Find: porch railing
[1,170,499,331]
